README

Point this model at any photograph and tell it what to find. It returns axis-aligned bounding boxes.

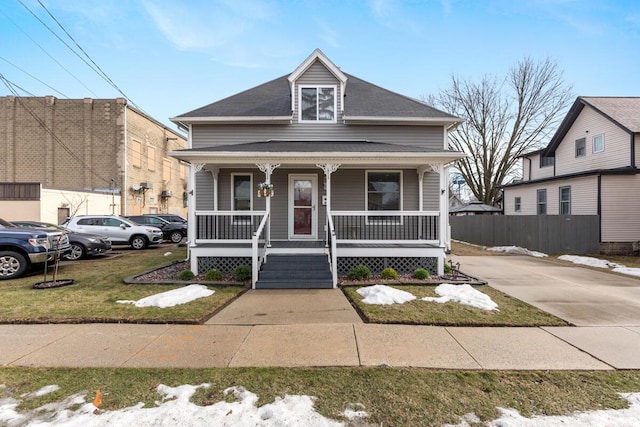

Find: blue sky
[1,0,639,130]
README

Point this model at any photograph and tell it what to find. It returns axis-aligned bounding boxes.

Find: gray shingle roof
[173,71,458,121]
[342,73,456,119]
[178,140,457,154]
[177,76,292,118]
[581,97,640,133]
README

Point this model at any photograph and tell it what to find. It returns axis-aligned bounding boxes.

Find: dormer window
[299,86,336,122]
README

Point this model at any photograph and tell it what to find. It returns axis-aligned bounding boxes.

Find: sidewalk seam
[351,324,362,367]
[6,326,80,367]
[120,324,173,368]
[444,327,483,369]
[539,327,617,370]
[227,325,255,367]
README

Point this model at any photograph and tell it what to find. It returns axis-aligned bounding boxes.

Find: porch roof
[168,140,465,167]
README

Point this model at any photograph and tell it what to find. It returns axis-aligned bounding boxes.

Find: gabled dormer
[287,48,348,124]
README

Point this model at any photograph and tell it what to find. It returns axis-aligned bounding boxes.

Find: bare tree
[428,57,573,205]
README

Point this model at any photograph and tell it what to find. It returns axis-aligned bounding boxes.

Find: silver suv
[62,215,163,250]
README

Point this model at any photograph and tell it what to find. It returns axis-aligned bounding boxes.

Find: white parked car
[62,215,163,250]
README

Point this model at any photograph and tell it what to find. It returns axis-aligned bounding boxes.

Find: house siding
[601,174,640,242]
[555,106,631,175]
[503,176,597,215]
[191,123,444,149]
[525,153,555,181]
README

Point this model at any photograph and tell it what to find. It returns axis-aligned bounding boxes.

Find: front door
[289,174,317,239]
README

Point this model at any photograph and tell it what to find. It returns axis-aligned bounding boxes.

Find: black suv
[126,215,187,243]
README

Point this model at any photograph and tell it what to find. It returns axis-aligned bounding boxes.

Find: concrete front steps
[255,254,333,289]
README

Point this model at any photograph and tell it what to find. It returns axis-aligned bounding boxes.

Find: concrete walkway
[2,255,640,370]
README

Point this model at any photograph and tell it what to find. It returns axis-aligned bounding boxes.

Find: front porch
[189,210,445,288]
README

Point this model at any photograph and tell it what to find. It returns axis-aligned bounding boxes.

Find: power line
[31,0,144,112]
[0,73,112,186]
[0,56,68,98]
[0,7,98,96]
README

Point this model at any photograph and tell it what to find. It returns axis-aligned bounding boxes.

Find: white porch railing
[330,210,440,244]
[327,214,338,287]
[194,210,267,243]
[252,212,269,288]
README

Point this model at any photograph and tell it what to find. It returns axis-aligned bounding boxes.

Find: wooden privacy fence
[450,215,600,255]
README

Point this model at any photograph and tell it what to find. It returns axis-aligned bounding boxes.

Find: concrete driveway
[450,255,640,327]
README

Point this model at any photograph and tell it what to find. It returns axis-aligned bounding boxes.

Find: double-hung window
[559,186,571,215]
[514,197,521,213]
[537,189,547,215]
[593,134,604,153]
[232,174,252,223]
[575,138,586,157]
[366,171,401,223]
[300,86,336,122]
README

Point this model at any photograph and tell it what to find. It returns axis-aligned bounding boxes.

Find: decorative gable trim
[288,48,347,113]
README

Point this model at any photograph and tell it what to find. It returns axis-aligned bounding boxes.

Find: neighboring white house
[169,49,464,287]
[502,96,640,254]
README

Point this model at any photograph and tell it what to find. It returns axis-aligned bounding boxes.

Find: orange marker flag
[93,389,102,408]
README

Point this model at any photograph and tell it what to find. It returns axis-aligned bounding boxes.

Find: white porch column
[188,163,205,273]
[316,163,340,244]
[256,163,280,246]
[426,163,447,275]
[416,165,430,212]
[208,166,219,211]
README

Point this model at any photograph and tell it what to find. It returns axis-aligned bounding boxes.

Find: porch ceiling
[169,140,466,168]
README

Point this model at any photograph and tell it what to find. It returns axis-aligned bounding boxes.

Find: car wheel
[169,231,184,243]
[130,235,148,250]
[65,243,86,261]
[0,251,28,280]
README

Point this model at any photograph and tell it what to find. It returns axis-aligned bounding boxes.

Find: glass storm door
[289,174,317,239]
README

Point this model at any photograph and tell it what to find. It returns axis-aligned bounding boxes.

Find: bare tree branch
[427,57,573,205]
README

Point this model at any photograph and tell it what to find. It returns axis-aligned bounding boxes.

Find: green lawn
[1,367,639,426]
[343,284,569,326]
[0,245,244,324]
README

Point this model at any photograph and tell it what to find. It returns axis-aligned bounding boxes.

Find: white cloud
[140,0,291,68]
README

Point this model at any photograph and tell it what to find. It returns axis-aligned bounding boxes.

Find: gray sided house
[502,96,640,254]
[169,49,464,288]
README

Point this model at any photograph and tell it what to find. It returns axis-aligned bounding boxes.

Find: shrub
[232,265,252,281]
[204,268,223,281]
[347,264,371,280]
[178,269,195,280]
[413,268,430,280]
[443,263,452,275]
[381,267,399,280]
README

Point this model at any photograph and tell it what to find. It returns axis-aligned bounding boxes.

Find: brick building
[0,96,187,222]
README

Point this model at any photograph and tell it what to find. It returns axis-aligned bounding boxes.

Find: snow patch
[487,246,548,258]
[422,284,498,311]
[356,284,416,305]
[448,392,640,426]
[116,284,214,308]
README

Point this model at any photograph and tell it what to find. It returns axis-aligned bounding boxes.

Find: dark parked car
[126,215,187,243]
[153,214,187,224]
[12,221,112,260]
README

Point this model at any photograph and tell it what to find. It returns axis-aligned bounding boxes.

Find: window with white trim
[232,174,252,222]
[366,171,402,222]
[514,197,521,212]
[299,86,336,122]
[593,134,604,153]
[537,189,547,215]
[559,186,571,215]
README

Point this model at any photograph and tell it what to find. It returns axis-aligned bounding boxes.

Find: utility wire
[0,8,98,96]
[0,73,112,186]
[0,56,68,98]
[0,73,35,96]
[33,0,144,112]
